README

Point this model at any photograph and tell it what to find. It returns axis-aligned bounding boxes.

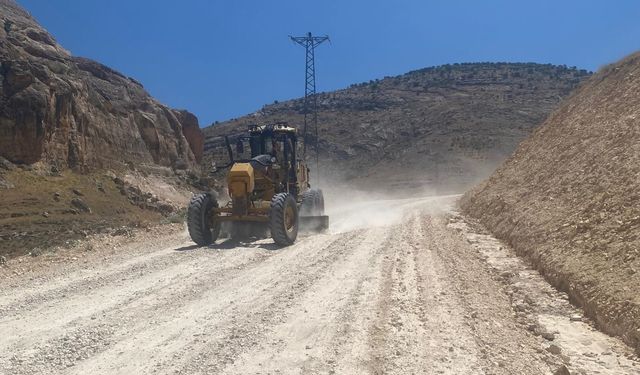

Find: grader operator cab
[187,123,328,246]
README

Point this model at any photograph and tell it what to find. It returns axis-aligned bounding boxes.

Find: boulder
[70,197,91,213]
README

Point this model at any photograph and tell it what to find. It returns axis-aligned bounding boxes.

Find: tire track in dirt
[0,245,269,349]
[365,213,557,375]
[411,216,486,374]
[219,225,393,374]
[60,230,366,374]
[366,219,415,374]
[2,233,354,374]
[322,228,397,374]
[0,245,273,373]
[366,213,485,374]
[163,230,371,375]
[419,216,555,374]
[0,236,189,311]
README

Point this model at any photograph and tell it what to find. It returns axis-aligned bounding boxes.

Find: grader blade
[300,215,329,232]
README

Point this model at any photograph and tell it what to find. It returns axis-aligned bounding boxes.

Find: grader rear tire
[187,193,220,246]
[300,190,315,216]
[270,193,299,246]
[300,189,325,216]
[315,189,325,215]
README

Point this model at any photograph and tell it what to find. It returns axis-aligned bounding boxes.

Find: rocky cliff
[203,62,590,193]
[0,0,203,170]
[0,0,205,258]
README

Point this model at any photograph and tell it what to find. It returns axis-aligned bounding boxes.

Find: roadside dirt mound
[461,51,640,352]
[0,159,193,259]
[204,63,590,193]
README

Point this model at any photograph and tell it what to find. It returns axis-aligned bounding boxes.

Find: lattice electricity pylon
[289,32,329,160]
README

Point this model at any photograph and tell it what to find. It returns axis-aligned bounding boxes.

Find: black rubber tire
[299,190,316,216]
[270,193,299,246]
[187,193,220,246]
[300,189,325,216]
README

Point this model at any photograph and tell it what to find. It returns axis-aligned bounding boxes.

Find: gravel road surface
[1,196,638,374]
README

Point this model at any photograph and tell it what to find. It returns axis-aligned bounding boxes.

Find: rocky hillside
[0,0,204,258]
[204,62,590,193]
[461,52,640,351]
[0,0,203,170]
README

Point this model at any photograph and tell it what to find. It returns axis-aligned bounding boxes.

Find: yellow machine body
[207,124,327,231]
[187,123,327,248]
[227,163,255,197]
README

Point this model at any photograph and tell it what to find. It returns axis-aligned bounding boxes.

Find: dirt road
[1,196,638,374]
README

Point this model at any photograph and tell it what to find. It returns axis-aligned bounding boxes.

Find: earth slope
[461,52,640,352]
[204,63,590,193]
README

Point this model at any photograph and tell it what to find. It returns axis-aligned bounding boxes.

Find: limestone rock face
[173,109,204,163]
[0,0,203,170]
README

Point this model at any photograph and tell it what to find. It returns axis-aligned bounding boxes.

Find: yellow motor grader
[187,123,328,246]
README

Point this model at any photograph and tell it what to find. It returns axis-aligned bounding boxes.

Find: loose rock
[0,176,14,189]
[71,198,91,213]
[553,364,571,375]
[569,314,582,322]
[0,156,16,171]
[547,344,562,355]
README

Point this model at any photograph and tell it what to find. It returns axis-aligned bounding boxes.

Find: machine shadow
[173,244,200,252]
[223,239,282,251]
[174,238,281,252]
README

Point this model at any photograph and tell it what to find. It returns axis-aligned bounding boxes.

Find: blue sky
[19,0,640,126]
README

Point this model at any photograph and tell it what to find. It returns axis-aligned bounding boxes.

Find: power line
[289,32,329,183]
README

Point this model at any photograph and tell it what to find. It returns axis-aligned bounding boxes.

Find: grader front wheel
[270,193,299,246]
[187,193,221,246]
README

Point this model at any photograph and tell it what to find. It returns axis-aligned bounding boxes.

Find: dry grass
[0,167,166,258]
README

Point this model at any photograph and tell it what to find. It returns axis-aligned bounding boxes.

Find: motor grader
[187,123,328,246]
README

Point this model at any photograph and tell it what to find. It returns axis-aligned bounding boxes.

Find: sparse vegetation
[203,62,590,193]
[165,208,187,224]
[0,169,182,258]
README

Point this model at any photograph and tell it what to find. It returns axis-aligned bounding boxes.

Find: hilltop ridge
[203,62,590,193]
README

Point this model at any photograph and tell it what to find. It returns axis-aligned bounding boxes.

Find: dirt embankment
[461,51,640,352]
[0,160,193,259]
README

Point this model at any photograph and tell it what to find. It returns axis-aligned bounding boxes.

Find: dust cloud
[320,182,460,233]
